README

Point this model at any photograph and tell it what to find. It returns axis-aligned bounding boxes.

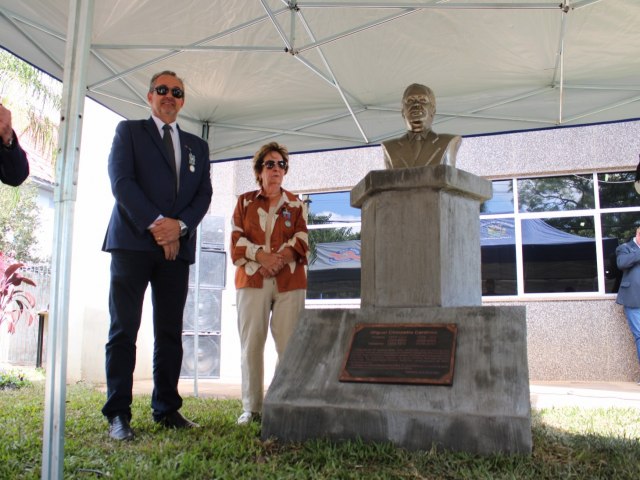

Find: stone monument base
[261,305,532,455]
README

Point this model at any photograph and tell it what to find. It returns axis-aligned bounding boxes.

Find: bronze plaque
[339,323,457,385]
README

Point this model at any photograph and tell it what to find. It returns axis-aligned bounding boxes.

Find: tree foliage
[0,48,61,161]
[518,175,594,213]
[0,48,58,264]
[0,182,42,263]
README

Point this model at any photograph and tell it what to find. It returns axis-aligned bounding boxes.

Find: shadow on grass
[1,381,639,479]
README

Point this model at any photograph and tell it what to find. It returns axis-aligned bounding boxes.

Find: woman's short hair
[252,142,289,185]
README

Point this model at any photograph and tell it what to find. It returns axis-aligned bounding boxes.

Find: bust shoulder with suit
[382,83,461,170]
[101,70,212,440]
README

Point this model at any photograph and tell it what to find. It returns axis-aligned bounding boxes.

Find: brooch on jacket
[281,207,292,227]
[185,145,196,172]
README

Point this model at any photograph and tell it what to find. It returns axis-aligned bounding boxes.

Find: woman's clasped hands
[256,249,285,278]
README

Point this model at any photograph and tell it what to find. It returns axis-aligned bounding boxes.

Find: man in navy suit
[102,71,212,440]
[616,226,640,384]
[0,104,29,186]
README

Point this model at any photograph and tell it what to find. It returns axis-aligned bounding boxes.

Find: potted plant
[0,252,36,334]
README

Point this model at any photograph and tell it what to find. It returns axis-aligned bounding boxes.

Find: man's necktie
[408,131,428,142]
[162,124,178,190]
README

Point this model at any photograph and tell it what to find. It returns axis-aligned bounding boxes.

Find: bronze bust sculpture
[382,83,461,169]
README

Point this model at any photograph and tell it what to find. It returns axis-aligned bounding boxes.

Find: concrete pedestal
[262,306,531,454]
[351,165,492,308]
[262,165,532,454]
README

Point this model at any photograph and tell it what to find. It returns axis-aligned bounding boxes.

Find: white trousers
[236,278,305,413]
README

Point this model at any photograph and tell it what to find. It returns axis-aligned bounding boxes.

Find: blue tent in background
[308,240,361,299]
[310,219,607,267]
[481,218,595,247]
[480,218,619,264]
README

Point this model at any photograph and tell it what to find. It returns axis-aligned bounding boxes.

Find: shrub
[0,369,31,390]
[0,252,36,333]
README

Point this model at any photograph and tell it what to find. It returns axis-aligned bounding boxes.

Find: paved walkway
[4,363,640,409]
[131,378,640,410]
[529,381,640,409]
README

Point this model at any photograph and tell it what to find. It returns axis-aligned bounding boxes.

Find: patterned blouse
[231,188,309,292]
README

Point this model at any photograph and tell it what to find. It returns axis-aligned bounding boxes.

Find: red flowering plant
[0,252,37,334]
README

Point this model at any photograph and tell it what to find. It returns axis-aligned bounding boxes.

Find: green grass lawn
[1,377,639,479]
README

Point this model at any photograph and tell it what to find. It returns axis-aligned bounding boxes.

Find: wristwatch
[178,220,188,237]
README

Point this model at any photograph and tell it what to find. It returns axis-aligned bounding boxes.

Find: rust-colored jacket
[231,188,308,292]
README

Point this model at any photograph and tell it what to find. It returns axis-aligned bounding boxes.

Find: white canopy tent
[2,1,639,161]
[1,1,639,478]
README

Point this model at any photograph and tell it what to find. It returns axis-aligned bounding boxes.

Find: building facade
[206,119,640,384]
[35,118,640,387]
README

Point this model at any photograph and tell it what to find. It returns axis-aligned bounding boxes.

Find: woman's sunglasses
[264,160,288,170]
[153,85,184,99]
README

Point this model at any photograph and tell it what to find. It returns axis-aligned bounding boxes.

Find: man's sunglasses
[263,160,288,170]
[152,85,184,99]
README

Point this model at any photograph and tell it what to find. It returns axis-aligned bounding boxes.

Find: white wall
[68,100,125,382]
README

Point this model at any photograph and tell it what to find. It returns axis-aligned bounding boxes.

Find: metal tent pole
[193,223,202,397]
[41,0,93,478]
[191,121,211,396]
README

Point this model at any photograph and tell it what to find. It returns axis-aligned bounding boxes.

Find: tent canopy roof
[1,0,639,161]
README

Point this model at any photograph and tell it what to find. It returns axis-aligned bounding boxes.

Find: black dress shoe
[108,415,134,441]
[156,411,199,429]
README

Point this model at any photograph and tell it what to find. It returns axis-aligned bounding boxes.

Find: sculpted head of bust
[382,83,461,169]
[401,83,436,133]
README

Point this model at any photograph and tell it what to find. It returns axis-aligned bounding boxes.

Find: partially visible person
[382,83,461,170]
[231,142,309,425]
[606,251,623,293]
[615,226,640,384]
[101,70,213,440]
[0,103,29,186]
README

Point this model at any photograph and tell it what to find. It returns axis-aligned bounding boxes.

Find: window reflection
[480,218,516,295]
[518,175,594,212]
[481,179,514,214]
[522,217,597,293]
[304,191,361,225]
[307,234,361,299]
[598,172,637,209]
[305,191,362,299]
